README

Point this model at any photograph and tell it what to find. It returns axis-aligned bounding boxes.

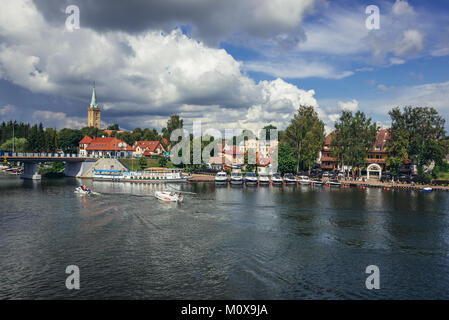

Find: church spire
[90,82,98,108]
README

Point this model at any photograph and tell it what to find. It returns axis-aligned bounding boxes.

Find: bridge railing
[0,151,96,158]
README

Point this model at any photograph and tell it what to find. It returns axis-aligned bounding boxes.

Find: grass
[436,172,449,180]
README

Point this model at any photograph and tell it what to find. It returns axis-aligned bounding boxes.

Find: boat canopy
[93,169,124,173]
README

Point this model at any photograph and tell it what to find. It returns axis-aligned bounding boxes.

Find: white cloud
[0,105,17,117]
[392,0,415,16]
[338,99,359,112]
[0,0,327,132]
[394,29,424,56]
[32,110,86,129]
[244,60,354,79]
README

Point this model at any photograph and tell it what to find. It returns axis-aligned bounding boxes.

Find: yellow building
[87,86,101,129]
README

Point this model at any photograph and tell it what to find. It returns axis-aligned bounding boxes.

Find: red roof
[85,137,133,151]
[103,130,126,136]
[79,135,93,144]
[374,129,390,151]
[135,141,163,153]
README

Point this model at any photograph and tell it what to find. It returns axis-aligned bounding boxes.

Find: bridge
[1,151,97,180]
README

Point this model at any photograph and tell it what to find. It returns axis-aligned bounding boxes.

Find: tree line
[276,105,449,176]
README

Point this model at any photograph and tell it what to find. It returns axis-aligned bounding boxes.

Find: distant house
[133,141,165,158]
[79,136,133,158]
[79,135,93,156]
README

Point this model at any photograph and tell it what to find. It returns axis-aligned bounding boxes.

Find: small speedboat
[271,173,284,185]
[327,179,341,187]
[230,171,243,185]
[245,172,258,186]
[74,186,92,195]
[298,175,311,185]
[155,191,183,202]
[258,173,270,185]
[423,187,433,192]
[284,173,297,184]
[311,180,324,186]
[215,171,228,184]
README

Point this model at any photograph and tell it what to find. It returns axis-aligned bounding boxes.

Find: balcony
[366,158,386,164]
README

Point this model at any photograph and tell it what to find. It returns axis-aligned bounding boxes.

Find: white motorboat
[74,186,92,195]
[271,173,284,185]
[258,173,270,184]
[230,171,243,185]
[327,179,342,187]
[298,175,311,185]
[311,180,324,186]
[423,187,433,192]
[245,172,258,186]
[215,171,228,184]
[284,173,297,184]
[155,191,183,202]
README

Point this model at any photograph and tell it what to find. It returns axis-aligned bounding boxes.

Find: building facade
[133,141,166,158]
[87,86,101,129]
[79,136,133,158]
[319,129,392,172]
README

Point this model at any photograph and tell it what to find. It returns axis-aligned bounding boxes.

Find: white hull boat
[258,174,270,185]
[298,176,311,185]
[215,171,228,184]
[271,173,284,185]
[245,173,258,186]
[155,191,184,202]
[230,171,243,185]
[284,173,297,184]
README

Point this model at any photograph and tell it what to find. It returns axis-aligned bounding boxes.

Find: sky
[0,0,448,134]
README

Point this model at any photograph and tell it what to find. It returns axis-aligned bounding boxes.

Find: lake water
[1,175,449,299]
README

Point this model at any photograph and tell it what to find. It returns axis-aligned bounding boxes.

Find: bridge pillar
[21,162,41,180]
[64,161,95,177]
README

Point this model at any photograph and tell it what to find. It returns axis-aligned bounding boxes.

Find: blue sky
[0,0,448,132]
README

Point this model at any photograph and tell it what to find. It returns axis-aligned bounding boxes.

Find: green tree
[138,157,147,170]
[278,143,297,174]
[159,156,167,167]
[386,129,409,174]
[107,124,120,131]
[58,128,83,154]
[389,106,447,172]
[285,105,325,173]
[333,110,378,176]
[162,115,183,142]
[0,137,27,152]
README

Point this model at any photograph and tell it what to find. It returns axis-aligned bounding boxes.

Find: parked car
[396,174,410,183]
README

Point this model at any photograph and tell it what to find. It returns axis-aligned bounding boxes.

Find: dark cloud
[32,0,315,46]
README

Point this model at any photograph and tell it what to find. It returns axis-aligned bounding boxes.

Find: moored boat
[284,173,297,184]
[245,172,258,186]
[298,175,311,185]
[230,171,243,185]
[271,173,284,185]
[93,167,190,183]
[215,171,228,184]
[258,172,270,184]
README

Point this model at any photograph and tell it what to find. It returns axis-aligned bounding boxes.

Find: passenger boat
[155,191,183,202]
[271,173,284,185]
[284,173,297,184]
[230,171,243,185]
[215,171,228,184]
[245,172,258,186]
[93,167,190,183]
[298,175,311,185]
[258,172,270,184]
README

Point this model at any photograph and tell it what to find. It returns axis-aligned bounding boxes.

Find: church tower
[87,84,101,129]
